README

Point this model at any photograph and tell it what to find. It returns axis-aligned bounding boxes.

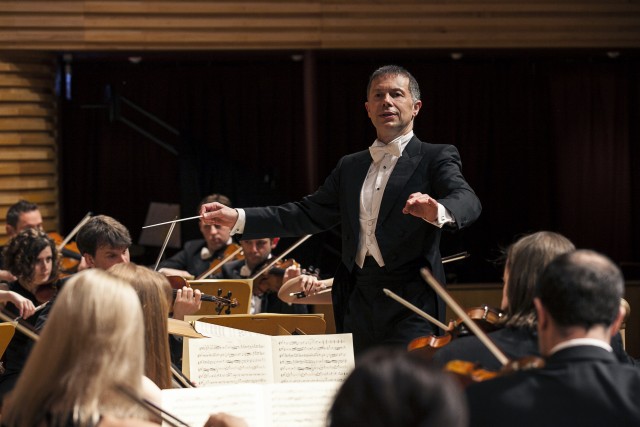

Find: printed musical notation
[184,334,354,387]
[162,381,341,427]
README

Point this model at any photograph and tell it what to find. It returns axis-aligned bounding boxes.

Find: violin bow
[56,212,92,252]
[116,384,190,427]
[250,234,312,280]
[441,251,470,264]
[195,245,244,280]
[382,288,450,331]
[0,307,40,342]
[153,216,178,271]
[420,268,510,366]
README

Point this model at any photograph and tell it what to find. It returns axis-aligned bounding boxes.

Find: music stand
[0,323,16,358]
[192,313,327,336]
[189,279,252,315]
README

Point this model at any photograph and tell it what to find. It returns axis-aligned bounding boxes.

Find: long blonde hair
[3,269,148,427]
[108,262,173,389]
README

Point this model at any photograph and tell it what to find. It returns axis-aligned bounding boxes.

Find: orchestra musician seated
[213,238,307,315]
[0,200,45,284]
[109,263,174,390]
[2,269,162,426]
[328,347,467,427]
[158,194,236,280]
[432,231,575,371]
[0,228,60,405]
[466,250,640,426]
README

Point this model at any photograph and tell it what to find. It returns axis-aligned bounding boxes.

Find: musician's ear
[271,237,280,248]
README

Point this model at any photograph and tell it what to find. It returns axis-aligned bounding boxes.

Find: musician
[432,231,575,370]
[0,200,44,283]
[214,238,307,315]
[2,269,160,426]
[329,347,467,427]
[200,65,481,353]
[109,263,173,390]
[466,250,640,426]
[158,194,234,279]
[0,228,60,404]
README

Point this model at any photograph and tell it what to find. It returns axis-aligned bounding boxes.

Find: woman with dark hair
[433,231,575,370]
[0,227,60,403]
[328,347,467,427]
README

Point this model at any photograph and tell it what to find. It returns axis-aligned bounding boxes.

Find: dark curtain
[59,52,640,281]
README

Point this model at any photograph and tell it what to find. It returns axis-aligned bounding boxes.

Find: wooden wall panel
[0,1,638,50]
[0,54,58,245]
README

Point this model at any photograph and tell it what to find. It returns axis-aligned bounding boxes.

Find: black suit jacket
[466,345,640,427]
[433,327,539,371]
[158,239,220,278]
[241,137,481,329]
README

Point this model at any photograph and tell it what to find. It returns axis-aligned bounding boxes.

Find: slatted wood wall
[0,0,638,50]
[0,54,58,245]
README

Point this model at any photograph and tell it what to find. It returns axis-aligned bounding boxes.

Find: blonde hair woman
[108,263,173,389]
[3,269,157,427]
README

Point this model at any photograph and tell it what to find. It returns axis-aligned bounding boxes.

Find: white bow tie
[369,141,402,163]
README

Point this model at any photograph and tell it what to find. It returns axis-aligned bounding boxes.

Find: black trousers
[341,257,438,355]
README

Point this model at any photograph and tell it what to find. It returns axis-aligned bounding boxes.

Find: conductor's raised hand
[199,202,238,228]
[402,192,438,222]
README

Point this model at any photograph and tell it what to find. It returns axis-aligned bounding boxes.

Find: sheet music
[194,321,265,338]
[161,382,340,427]
[272,334,354,383]
[188,336,274,386]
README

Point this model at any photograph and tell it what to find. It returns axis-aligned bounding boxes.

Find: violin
[406,304,505,354]
[195,243,244,280]
[34,278,60,304]
[48,232,83,275]
[167,275,239,314]
[444,356,545,387]
[420,268,545,386]
[253,258,299,295]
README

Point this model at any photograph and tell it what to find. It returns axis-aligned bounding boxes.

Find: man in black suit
[466,250,640,427]
[200,65,481,353]
[158,193,235,279]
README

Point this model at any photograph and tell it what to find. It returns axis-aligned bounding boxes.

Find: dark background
[57,50,640,283]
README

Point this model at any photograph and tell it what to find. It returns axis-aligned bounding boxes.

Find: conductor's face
[365,74,422,143]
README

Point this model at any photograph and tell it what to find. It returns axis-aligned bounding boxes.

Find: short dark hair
[197,193,232,215]
[503,231,575,329]
[2,228,59,283]
[367,65,421,102]
[328,347,467,427]
[76,215,132,257]
[536,250,623,329]
[6,200,39,228]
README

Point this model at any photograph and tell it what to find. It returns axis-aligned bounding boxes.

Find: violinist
[109,263,173,390]
[432,231,575,371]
[2,269,161,426]
[214,238,307,315]
[0,228,60,403]
[466,250,640,427]
[0,200,44,283]
[158,194,236,279]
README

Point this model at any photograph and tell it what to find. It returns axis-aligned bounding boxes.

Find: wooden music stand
[189,279,252,315]
[0,323,16,358]
[191,313,327,336]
